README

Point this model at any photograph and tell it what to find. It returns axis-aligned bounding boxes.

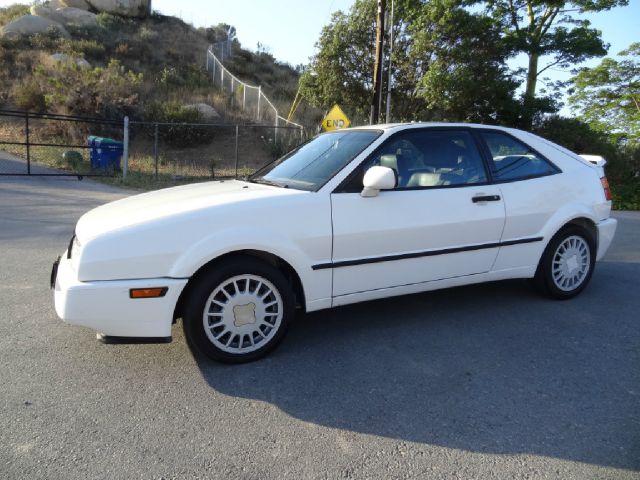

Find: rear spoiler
[579,154,607,167]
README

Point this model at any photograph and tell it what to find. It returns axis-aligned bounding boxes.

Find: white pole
[257,86,261,121]
[122,116,129,179]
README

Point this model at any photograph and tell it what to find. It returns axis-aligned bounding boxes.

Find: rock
[85,0,151,18]
[0,15,70,40]
[56,7,98,27]
[185,103,221,120]
[30,5,97,28]
[58,0,92,10]
[50,53,91,69]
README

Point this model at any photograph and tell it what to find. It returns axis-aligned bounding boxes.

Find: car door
[329,128,505,297]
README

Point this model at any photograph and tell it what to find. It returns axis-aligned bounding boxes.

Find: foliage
[300,0,519,124]
[535,115,640,209]
[14,81,46,112]
[569,43,640,143]
[96,12,135,32]
[477,0,628,127]
[59,38,106,60]
[0,3,29,27]
[299,1,377,123]
[143,101,212,148]
[34,59,143,118]
[407,0,519,123]
[156,65,210,89]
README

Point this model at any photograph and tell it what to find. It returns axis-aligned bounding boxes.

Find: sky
[152,0,357,67]
[1,0,638,112]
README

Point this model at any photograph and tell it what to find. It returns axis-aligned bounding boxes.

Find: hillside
[0,3,313,126]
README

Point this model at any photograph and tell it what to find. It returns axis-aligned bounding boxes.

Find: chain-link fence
[126,119,306,182]
[0,109,122,177]
[1,109,308,184]
[205,45,303,133]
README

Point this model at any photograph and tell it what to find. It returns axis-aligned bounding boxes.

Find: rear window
[480,131,557,181]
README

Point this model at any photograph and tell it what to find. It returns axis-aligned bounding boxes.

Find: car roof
[348,122,519,134]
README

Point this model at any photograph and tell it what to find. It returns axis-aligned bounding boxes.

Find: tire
[533,225,596,300]
[182,256,295,363]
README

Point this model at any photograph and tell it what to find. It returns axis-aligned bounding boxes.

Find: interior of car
[369,131,487,188]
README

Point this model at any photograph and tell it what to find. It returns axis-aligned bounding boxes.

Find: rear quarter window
[480,131,558,182]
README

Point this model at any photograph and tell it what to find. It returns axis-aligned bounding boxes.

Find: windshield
[249,130,381,191]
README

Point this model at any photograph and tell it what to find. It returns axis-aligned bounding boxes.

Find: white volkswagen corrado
[52,123,617,362]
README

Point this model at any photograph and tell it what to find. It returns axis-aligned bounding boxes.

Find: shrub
[96,12,134,31]
[156,65,210,90]
[139,26,159,42]
[34,58,143,118]
[14,82,46,112]
[144,101,212,148]
[59,39,106,60]
[0,4,30,27]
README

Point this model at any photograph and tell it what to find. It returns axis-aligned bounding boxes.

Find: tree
[300,0,518,125]
[299,1,378,123]
[569,43,640,143]
[406,0,519,123]
[480,0,628,127]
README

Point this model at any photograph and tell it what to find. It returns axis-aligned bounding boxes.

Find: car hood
[75,180,301,242]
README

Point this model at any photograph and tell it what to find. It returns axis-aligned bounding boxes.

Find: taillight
[601,176,612,201]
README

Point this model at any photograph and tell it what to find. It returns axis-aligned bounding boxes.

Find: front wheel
[533,226,596,299]
[182,257,295,363]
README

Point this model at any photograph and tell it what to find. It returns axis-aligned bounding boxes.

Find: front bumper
[53,253,188,337]
[596,217,617,261]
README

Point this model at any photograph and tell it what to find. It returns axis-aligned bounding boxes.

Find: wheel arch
[173,249,307,322]
[545,216,598,251]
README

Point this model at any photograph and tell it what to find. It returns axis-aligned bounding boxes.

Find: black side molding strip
[312,236,544,270]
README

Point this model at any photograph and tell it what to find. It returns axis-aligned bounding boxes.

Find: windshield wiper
[248,178,288,188]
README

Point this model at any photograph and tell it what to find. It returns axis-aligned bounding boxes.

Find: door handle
[472,195,501,203]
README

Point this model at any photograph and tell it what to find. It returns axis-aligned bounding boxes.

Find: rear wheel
[533,226,596,299]
[183,257,295,363]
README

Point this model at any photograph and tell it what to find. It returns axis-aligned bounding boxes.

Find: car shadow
[191,262,640,471]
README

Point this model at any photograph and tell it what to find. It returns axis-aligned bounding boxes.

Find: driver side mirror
[361,166,397,197]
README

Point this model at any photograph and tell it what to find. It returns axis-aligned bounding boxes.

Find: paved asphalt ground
[0,173,638,480]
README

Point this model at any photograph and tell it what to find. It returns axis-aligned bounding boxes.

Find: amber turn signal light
[601,176,612,201]
[129,287,168,299]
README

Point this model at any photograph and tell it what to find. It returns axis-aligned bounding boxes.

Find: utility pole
[370,0,386,125]
[385,0,394,123]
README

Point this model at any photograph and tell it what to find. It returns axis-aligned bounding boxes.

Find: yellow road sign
[321,104,351,132]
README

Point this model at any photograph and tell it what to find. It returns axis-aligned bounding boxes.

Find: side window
[340,130,488,192]
[480,131,557,181]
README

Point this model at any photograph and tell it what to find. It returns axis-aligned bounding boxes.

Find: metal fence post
[122,116,129,179]
[24,112,30,175]
[257,86,261,121]
[153,122,159,180]
[242,86,246,112]
[212,57,216,83]
[234,124,239,179]
[274,116,278,145]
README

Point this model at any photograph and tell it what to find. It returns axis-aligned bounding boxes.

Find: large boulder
[56,0,92,10]
[85,0,151,18]
[30,5,97,28]
[185,103,221,121]
[0,15,70,40]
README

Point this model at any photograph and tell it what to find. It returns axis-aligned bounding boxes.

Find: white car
[52,123,617,363]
